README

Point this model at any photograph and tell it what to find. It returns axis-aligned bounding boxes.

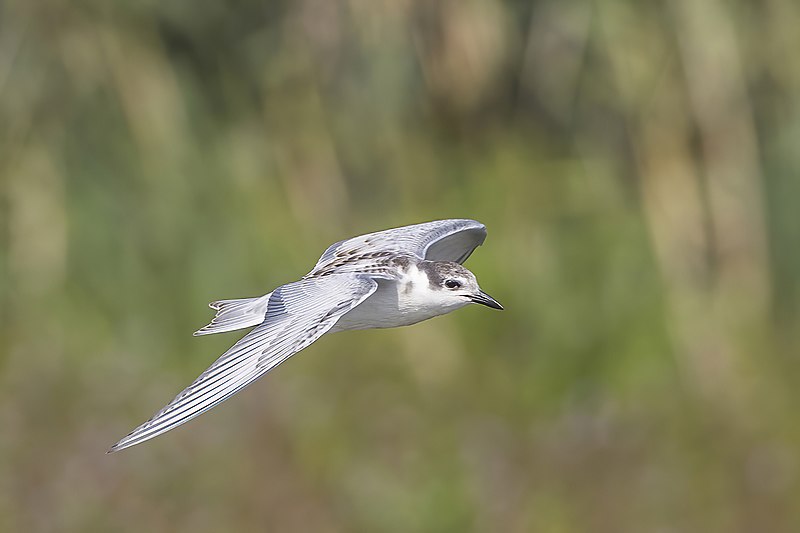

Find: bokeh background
[2,0,800,531]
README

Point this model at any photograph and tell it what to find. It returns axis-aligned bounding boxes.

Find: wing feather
[109,274,378,453]
[309,219,486,275]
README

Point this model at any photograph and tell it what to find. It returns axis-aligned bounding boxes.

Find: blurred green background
[2,0,800,531]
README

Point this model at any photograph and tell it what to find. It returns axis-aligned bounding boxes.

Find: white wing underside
[109,274,380,452]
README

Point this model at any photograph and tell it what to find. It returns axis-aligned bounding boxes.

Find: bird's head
[418,261,504,312]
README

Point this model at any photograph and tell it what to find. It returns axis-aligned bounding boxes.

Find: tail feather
[193,293,271,336]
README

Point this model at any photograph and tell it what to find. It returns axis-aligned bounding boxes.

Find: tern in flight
[109,219,502,452]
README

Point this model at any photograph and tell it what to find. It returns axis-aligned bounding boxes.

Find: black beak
[470,290,504,310]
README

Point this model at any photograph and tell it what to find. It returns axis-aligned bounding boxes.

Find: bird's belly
[331,281,438,332]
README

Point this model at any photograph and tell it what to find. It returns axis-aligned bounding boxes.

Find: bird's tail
[193,293,271,336]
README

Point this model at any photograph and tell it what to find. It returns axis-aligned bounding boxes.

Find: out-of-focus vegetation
[2,0,800,531]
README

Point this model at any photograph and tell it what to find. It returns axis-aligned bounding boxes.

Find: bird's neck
[397,262,462,318]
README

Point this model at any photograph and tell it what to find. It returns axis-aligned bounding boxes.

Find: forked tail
[193,293,271,336]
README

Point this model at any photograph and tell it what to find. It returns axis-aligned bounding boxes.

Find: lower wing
[109,274,379,452]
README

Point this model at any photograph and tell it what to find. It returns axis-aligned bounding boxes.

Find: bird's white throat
[332,262,468,332]
[398,262,465,314]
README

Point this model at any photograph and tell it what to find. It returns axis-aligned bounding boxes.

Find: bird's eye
[444,279,461,289]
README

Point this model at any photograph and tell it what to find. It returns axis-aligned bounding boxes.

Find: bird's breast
[331,276,441,332]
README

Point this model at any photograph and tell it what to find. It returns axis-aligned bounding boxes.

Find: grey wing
[310,219,487,274]
[109,274,379,453]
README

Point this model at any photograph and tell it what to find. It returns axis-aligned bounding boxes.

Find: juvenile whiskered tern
[109,219,502,452]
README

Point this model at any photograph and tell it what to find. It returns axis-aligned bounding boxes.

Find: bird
[109,219,503,452]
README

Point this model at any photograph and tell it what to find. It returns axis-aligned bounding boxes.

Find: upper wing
[309,219,486,275]
[109,274,379,453]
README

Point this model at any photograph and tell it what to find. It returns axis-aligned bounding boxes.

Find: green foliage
[2,0,800,531]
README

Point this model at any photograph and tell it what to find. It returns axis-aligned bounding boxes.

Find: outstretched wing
[309,219,486,275]
[109,274,379,453]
